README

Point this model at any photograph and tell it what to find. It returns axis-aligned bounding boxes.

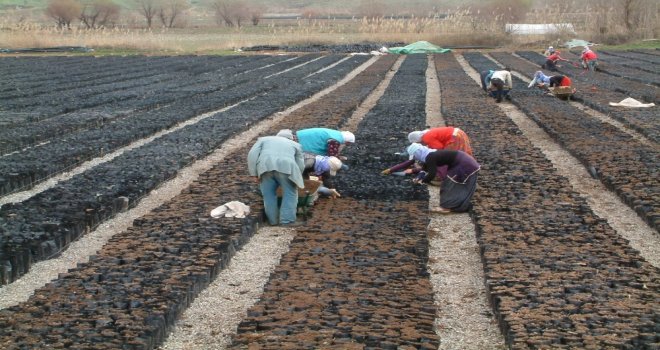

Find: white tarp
[505,23,576,35]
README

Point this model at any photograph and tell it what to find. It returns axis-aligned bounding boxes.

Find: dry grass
[0,4,657,54]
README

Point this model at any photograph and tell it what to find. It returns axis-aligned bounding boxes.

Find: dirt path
[425,55,506,349]
[456,54,659,267]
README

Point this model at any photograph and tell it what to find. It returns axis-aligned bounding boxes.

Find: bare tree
[135,0,158,28]
[249,4,265,26]
[80,0,120,29]
[46,0,82,29]
[158,0,189,28]
[212,0,250,28]
[212,0,234,27]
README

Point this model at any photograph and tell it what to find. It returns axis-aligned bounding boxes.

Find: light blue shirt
[247,136,305,188]
[296,128,344,155]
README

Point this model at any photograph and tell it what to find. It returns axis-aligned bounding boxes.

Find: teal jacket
[247,136,305,188]
[296,128,344,155]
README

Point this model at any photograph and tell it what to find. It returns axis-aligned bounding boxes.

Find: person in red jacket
[542,51,569,72]
[581,47,599,71]
[407,126,473,156]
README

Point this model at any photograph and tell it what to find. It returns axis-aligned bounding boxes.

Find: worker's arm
[505,72,513,90]
[383,159,415,174]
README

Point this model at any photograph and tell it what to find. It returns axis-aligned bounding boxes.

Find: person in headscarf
[303,155,344,198]
[381,144,448,185]
[528,71,573,90]
[407,143,480,213]
[542,50,569,72]
[580,47,599,71]
[543,46,556,56]
[247,129,305,226]
[488,68,513,103]
[295,128,355,159]
[407,126,473,156]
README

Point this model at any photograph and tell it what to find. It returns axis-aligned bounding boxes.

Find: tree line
[45,0,265,29]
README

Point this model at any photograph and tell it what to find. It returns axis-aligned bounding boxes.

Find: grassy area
[597,40,660,51]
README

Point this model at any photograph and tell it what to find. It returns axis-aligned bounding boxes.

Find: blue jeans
[259,171,299,225]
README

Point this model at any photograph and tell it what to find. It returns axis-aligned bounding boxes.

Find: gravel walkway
[425,55,506,349]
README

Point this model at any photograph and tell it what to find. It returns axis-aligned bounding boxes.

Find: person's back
[422,127,455,150]
[248,136,303,181]
[296,128,343,155]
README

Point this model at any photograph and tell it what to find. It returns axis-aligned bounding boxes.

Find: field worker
[303,154,343,198]
[295,128,355,159]
[543,46,556,56]
[581,47,599,71]
[528,70,573,89]
[480,69,496,92]
[488,68,513,103]
[542,50,569,71]
[408,126,473,156]
[381,145,448,185]
[247,129,305,226]
[408,143,480,213]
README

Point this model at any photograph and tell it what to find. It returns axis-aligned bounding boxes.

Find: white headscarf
[340,131,355,143]
[407,130,427,143]
[407,143,435,161]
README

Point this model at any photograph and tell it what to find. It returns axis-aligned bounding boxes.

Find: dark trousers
[543,59,558,71]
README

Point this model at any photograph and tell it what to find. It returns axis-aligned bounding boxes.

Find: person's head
[407,143,424,161]
[276,129,294,141]
[327,156,343,176]
[340,131,355,144]
[548,46,555,53]
[408,130,425,143]
[504,66,511,72]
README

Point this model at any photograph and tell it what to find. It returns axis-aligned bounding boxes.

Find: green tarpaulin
[563,39,595,49]
[388,41,452,54]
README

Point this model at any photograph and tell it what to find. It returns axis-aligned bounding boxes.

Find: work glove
[381,169,391,175]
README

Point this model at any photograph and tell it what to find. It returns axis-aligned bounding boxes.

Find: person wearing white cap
[295,128,355,159]
[407,126,473,156]
[247,130,305,226]
[407,143,481,214]
[303,155,344,198]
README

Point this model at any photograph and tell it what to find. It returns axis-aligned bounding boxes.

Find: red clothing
[326,139,340,157]
[560,76,572,87]
[582,51,597,61]
[421,127,455,150]
[547,53,564,62]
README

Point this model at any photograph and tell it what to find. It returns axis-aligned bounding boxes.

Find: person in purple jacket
[407,143,480,213]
